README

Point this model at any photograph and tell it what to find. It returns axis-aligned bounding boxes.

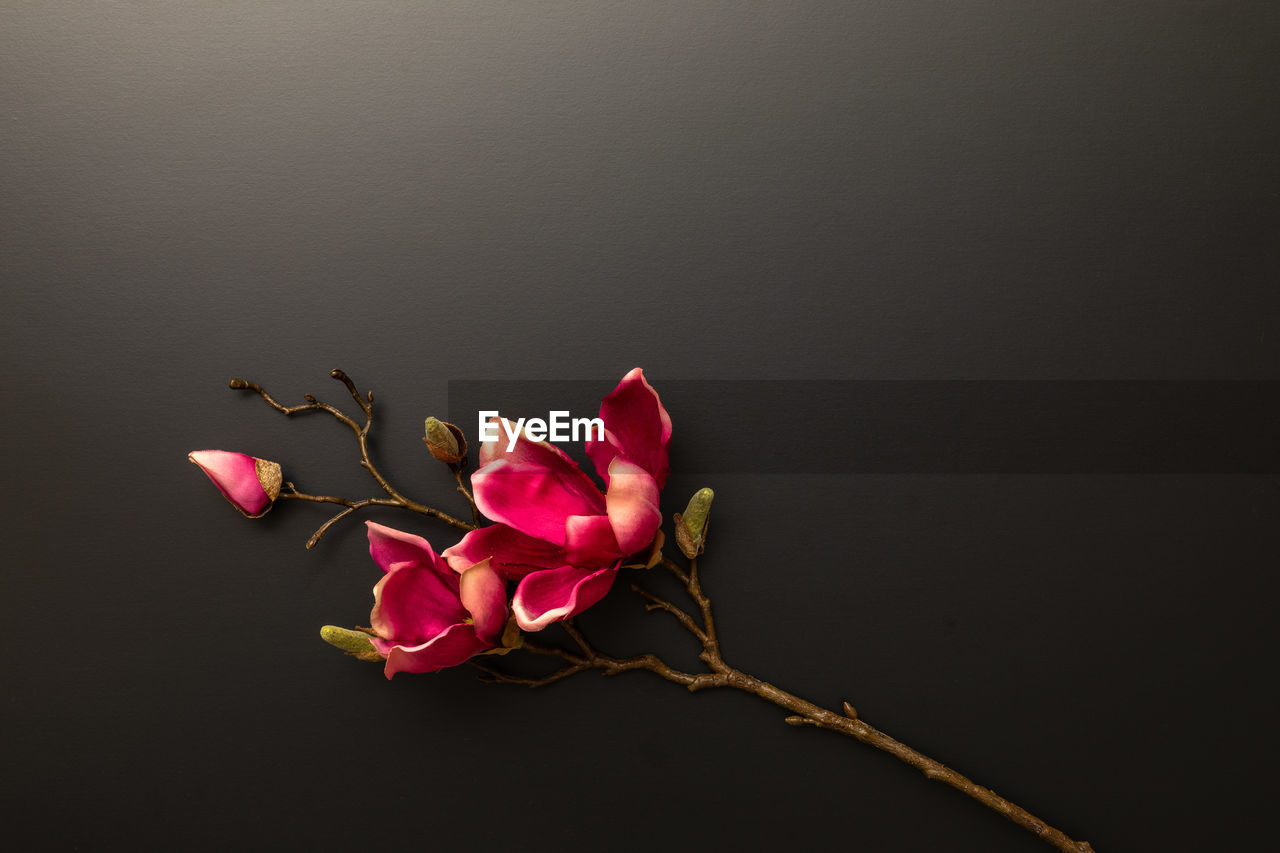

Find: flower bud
[674,487,714,559]
[423,417,467,465]
[319,625,384,662]
[188,450,282,518]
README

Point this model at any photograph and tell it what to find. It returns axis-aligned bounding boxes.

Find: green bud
[319,625,383,663]
[423,417,467,464]
[682,488,714,539]
[674,487,714,559]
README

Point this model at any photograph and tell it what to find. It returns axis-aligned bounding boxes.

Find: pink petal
[442,524,569,580]
[369,560,465,644]
[188,450,273,517]
[478,416,592,475]
[511,565,618,632]
[604,458,662,556]
[371,622,491,678]
[563,514,622,567]
[472,457,605,546]
[458,559,507,642]
[586,368,672,489]
[366,521,438,574]
[583,431,626,489]
[476,419,604,512]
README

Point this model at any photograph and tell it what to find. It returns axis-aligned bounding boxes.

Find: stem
[724,671,1096,853]
[483,556,1095,853]
[684,557,725,671]
[276,487,403,549]
[518,637,723,690]
[231,371,477,545]
[501,638,1093,852]
[630,584,708,644]
[452,463,482,527]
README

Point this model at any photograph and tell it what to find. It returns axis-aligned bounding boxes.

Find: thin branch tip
[470,659,586,688]
[236,371,476,546]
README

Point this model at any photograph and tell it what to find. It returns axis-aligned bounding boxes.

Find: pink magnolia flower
[444,368,670,632]
[364,521,507,678]
[188,450,282,518]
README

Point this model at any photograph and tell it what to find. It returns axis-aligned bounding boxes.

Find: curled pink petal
[472,458,605,545]
[511,564,619,632]
[369,561,465,645]
[366,521,438,574]
[458,559,507,642]
[442,524,570,580]
[604,458,662,556]
[371,623,492,678]
[583,431,625,488]
[188,450,278,517]
[478,416,591,474]
[586,368,672,489]
[563,514,621,567]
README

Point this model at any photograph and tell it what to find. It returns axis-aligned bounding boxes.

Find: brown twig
[452,462,482,527]
[276,486,404,549]
[470,659,586,687]
[684,556,724,670]
[630,583,708,644]
[719,670,1096,853]
[489,555,1096,853]
[559,620,595,660]
[501,636,725,691]
[231,371,477,546]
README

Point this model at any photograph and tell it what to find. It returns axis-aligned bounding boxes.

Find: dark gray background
[3,2,1277,851]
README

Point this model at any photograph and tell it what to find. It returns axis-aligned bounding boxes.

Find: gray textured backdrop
[3,3,1277,851]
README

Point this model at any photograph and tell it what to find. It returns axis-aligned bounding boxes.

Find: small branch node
[330,369,371,415]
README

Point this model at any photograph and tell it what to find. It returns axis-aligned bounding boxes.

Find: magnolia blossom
[444,368,670,631]
[188,450,282,518]
[364,522,506,678]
